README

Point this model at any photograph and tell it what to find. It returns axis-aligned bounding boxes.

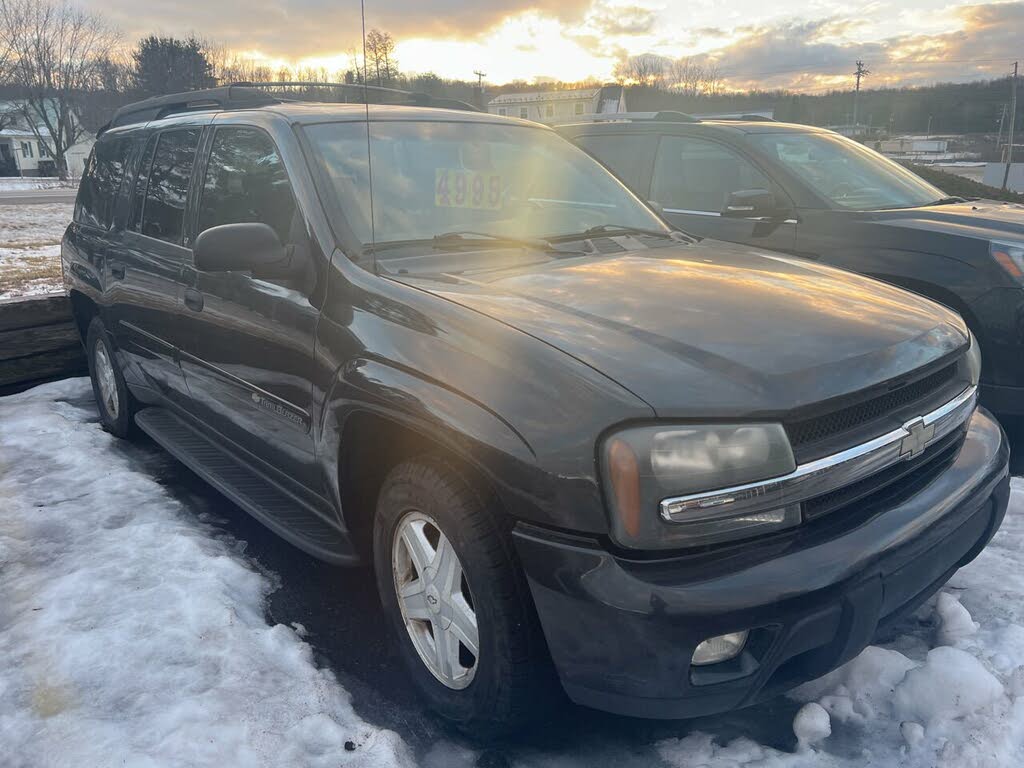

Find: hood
[397,240,968,416]
[871,200,1024,242]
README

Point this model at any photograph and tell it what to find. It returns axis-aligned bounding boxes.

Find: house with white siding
[487,86,626,125]
[0,100,93,178]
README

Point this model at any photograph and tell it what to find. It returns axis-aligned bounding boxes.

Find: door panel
[650,134,798,253]
[107,127,202,402]
[176,125,320,490]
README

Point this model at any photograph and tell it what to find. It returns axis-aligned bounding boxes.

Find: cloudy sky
[89,0,1022,90]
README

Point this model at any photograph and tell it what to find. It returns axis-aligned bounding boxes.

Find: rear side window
[651,135,770,213]
[139,128,201,244]
[574,133,649,191]
[198,127,296,243]
[75,138,130,229]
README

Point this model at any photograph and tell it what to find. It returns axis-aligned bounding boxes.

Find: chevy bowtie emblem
[899,417,935,460]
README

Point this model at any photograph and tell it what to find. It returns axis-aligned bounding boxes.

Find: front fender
[317,357,612,535]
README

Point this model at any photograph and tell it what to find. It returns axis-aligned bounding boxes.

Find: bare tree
[614,54,668,87]
[364,28,397,86]
[0,0,119,177]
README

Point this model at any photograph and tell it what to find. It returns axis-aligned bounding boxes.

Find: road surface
[0,187,77,205]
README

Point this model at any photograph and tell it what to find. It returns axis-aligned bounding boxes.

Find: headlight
[966,332,982,387]
[991,241,1024,281]
[601,423,798,549]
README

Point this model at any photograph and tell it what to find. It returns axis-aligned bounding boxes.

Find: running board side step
[135,407,357,564]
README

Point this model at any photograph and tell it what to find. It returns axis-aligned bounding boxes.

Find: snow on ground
[0,178,76,192]
[0,203,73,299]
[0,379,411,768]
[651,488,1024,768]
[3,377,1024,767]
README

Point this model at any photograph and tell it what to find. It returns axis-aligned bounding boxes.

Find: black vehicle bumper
[512,407,1009,720]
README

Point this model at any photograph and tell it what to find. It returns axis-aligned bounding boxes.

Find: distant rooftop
[488,88,601,105]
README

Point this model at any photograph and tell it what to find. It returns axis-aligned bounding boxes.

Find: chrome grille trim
[660,385,977,524]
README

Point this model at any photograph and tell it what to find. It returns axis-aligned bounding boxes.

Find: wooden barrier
[0,293,86,395]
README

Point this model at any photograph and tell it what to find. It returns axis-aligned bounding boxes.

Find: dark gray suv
[63,87,1007,733]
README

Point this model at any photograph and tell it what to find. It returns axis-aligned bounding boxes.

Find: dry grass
[0,203,73,299]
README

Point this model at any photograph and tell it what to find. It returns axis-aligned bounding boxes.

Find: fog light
[692,630,749,666]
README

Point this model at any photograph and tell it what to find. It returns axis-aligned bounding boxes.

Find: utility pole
[1003,62,1018,190]
[997,103,1007,161]
[853,60,869,131]
[473,70,487,111]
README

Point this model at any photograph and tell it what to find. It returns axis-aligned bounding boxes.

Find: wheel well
[68,290,98,345]
[338,411,493,559]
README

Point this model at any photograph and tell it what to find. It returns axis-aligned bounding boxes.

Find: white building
[982,163,1024,194]
[487,86,626,125]
[0,100,93,178]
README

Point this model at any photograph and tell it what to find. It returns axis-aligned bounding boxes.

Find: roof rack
[700,114,778,122]
[102,85,281,133]
[235,81,480,113]
[569,110,700,124]
[99,81,481,134]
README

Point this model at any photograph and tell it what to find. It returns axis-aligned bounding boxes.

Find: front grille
[802,425,966,520]
[786,363,957,453]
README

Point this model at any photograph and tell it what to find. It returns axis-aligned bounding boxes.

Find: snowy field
[3,378,1024,767]
[0,203,73,299]
[0,178,76,192]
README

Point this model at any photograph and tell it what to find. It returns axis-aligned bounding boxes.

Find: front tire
[86,317,135,438]
[373,457,556,736]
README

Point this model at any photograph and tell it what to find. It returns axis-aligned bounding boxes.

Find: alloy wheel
[392,510,479,689]
[93,340,120,421]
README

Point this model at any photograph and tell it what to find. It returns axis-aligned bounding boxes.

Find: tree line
[0,0,1016,178]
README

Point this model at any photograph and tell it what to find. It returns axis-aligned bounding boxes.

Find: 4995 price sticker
[435,169,503,210]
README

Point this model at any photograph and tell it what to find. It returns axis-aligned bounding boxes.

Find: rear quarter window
[75,137,131,230]
[137,128,201,245]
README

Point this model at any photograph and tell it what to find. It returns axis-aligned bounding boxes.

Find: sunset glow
[85,0,1024,90]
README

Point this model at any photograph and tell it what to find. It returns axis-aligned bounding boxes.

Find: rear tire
[86,317,136,438]
[373,457,556,737]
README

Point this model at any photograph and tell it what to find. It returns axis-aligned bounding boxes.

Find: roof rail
[703,114,778,122]
[235,81,481,113]
[568,110,700,124]
[102,85,281,134]
[99,81,481,135]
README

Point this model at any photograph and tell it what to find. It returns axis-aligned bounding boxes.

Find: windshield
[749,132,946,210]
[305,120,667,252]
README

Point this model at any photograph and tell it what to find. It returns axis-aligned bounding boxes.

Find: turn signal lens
[692,631,749,666]
[606,438,641,538]
[991,240,1024,280]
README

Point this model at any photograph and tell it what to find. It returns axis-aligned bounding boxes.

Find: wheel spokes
[393,511,480,689]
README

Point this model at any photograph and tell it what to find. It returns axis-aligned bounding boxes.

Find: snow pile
[0,380,412,768]
[655,479,1024,768]
[0,202,72,298]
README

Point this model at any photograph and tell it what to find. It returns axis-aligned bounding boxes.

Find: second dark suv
[558,115,1024,415]
[63,87,1008,733]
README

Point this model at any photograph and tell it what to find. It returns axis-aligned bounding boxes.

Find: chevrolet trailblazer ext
[63,87,1008,734]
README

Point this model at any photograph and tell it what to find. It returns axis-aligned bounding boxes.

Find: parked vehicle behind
[64,87,1008,734]
[557,114,1024,415]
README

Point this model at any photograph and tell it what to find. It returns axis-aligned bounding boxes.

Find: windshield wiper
[553,224,694,242]
[364,231,556,255]
[926,196,971,206]
[432,231,556,251]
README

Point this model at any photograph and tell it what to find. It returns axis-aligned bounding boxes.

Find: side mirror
[193,223,287,273]
[722,189,778,219]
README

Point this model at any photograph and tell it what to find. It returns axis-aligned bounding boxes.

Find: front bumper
[513,407,1009,719]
